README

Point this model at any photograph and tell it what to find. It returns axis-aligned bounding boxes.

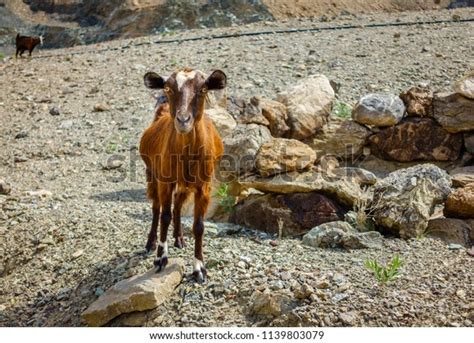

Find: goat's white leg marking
[158,241,168,258]
[193,257,204,272]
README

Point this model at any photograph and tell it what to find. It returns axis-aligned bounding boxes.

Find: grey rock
[352,93,406,127]
[302,221,383,249]
[221,124,272,176]
[49,106,60,116]
[372,164,452,239]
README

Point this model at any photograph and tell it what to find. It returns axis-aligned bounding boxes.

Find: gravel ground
[0,9,473,327]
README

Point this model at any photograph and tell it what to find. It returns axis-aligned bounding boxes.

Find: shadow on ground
[90,188,147,203]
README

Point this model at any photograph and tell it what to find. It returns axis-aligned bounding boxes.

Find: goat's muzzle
[174,115,193,134]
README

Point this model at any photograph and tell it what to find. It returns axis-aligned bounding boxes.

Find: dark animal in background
[140,68,226,283]
[16,34,43,58]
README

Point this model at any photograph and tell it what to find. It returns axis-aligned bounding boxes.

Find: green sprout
[365,255,404,286]
[331,101,352,119]
[214,183,236,214]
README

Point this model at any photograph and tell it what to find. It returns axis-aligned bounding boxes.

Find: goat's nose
[177,115,191,124]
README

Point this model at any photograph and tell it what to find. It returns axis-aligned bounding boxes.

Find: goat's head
[39,35,44,46]
[144,68,226,134]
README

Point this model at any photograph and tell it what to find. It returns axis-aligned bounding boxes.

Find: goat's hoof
[174,237,186,249]
[154,256,168,272]
[193,268,207,284]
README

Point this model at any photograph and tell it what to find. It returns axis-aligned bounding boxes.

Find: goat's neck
[176,119,206,152]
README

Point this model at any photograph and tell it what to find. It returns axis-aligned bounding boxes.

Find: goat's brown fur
[16,34,42,58]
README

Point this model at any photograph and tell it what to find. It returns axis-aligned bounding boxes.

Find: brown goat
[16,34,43,58]
[140,68,225,283]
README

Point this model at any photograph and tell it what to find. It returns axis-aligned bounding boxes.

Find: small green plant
[331,101,352,119]
[106,141,118,154]
[0,52,4,60]
[365,255,404,286]
[214,183,236,214]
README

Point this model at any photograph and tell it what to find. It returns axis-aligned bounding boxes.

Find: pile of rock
[206,70,474,247]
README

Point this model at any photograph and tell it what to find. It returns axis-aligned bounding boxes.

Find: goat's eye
[164,86,171,93]
[201,87,208,94]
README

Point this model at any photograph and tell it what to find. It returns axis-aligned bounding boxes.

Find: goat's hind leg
[192,185,210,283]
[173,190,189,249]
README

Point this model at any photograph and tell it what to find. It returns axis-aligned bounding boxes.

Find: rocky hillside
[1,0,473,52]
[1,8,473,327]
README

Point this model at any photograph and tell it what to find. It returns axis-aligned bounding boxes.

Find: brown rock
[230,192,345,237]
[399,85,433,117]
[93,103,110,112]
[260,98,290,137]
[237,168,371,206]
[304,118,371,160]
[453,70,474,99]
[444,183,474,219]
[464,132,474,154]
[450,166,474,187]
[427,218,472,247]
[255,138,316,177]
[248,291,293,317]
[0,179,11,195]
[433,92,474,133]
[82,259,184,326]
[277,74,335,140]
[368,118,463,162]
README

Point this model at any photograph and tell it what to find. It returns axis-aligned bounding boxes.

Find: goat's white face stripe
[176,70,197,90]
[194,258,204,272]
[158,241,168,258]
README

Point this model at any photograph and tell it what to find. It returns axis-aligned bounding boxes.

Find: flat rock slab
[82,258,184,327]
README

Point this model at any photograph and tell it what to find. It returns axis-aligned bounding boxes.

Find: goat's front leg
[154,183,173,272]
[193,185,210,283]
[173,190,189,249]
[145,200,159,253]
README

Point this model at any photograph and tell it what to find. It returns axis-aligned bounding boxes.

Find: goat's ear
[205,70,226,90]
[144,72,165,89]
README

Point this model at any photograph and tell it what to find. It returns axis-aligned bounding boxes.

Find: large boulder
[368,118,463,162]
[453,70,474,99]
[206,107,236,138]
[304,118,371,160]
[444,183,474,219]
[302,221,383,249]
[352,93,406,127]
[221,124,272,176]
[227,96,270,126]
[82,259,184,327]
[237,168,371,206]
[277,74,335,140]
[433,92,474,133]
[255,138,316,177]
[230,192,345,237]
[427,218,473,247]
[399,85,433,117]
[260,98,290,137]
[372,164,452,239]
